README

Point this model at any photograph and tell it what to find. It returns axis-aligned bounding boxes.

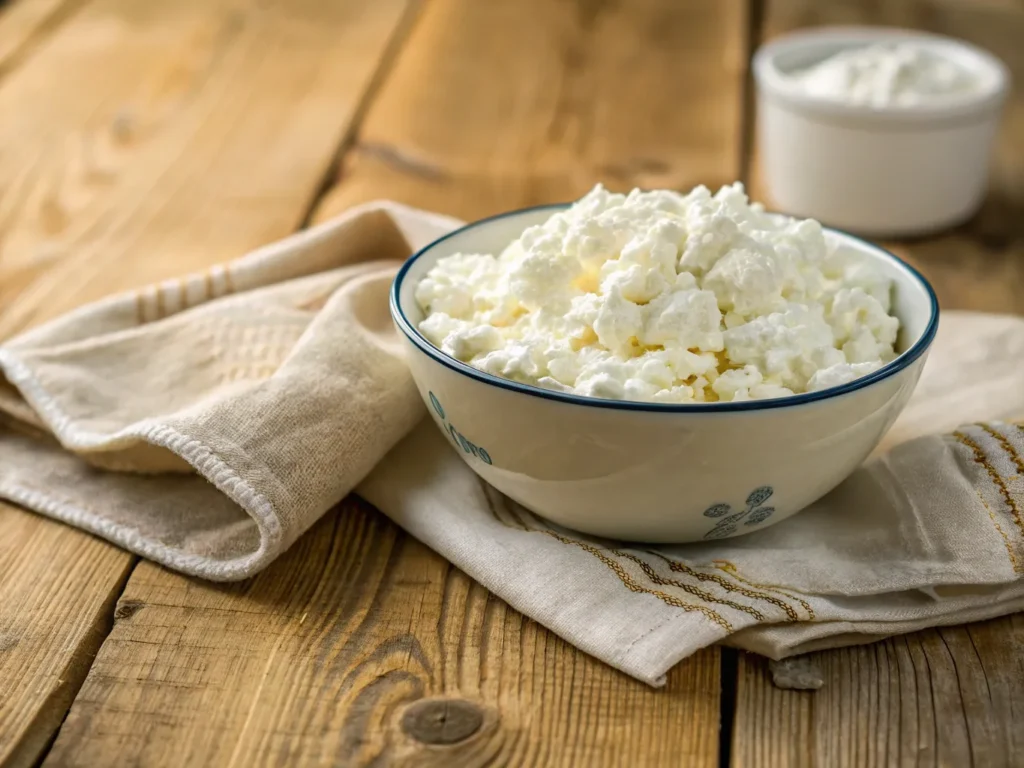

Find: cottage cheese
[789,42,981,107]
[416,183,900,404]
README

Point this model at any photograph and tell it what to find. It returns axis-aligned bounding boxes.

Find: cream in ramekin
[753,27,1010,237]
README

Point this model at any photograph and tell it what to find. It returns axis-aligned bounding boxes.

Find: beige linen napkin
[2,203,1023,686]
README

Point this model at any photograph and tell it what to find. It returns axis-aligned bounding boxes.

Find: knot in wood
[114,600,144,620]
[400,698,484,745]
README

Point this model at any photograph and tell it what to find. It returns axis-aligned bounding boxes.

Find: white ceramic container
[753,27,1009,237]
[391,206,939,542]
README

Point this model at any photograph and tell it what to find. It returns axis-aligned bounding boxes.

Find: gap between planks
[295,0,426,230]
[22,556,139,768]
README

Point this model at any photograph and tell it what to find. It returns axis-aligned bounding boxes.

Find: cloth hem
[0,348,281,580]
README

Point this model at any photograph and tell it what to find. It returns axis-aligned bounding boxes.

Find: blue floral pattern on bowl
[703,486,775,540]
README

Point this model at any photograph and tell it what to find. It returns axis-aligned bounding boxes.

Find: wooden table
[1,0,1022,766]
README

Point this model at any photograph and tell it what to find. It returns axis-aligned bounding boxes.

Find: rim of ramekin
[753,26,1010,124]
[391,202,940,413]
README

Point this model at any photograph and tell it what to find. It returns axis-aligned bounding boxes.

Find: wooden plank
[0,0,84,75]
[0,0,414,337]
[733,2,1024,766]
[731,616,1024,767]
[0,0,413,764]
[0,5,129,767]
[42,1,749,765]
[316,0,749,223]
[0,506,134,768]
[45,500,722,768]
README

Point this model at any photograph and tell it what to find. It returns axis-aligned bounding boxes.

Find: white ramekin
[753,27,1010,237]
[391,206,939,543]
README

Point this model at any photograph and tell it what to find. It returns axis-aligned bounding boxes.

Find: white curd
[788,42,982,108]
[415,184,900,404]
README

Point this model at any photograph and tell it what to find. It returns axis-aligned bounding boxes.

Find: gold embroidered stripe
[540,530,734,633]
[979,423,1024,476]
[610,550,767,621]
[955,431,1024,536]
[953,432,1022,573]
[484,486,798,624]
[645,550,804,622]
[710,560,817,620]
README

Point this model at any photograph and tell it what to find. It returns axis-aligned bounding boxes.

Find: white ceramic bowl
[391,206,939,542]
[753,27,1010,237]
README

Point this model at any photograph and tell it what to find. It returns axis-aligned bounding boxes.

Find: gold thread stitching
[953,432,1022,572]
[539,529,734,632]
[610,550,767,621]
[645,550,804,621]
[483,494,783,627]
[955,431,1024,537]
[979,423,1024,477]
[710,561,817,620]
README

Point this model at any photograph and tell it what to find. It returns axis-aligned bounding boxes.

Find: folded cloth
[2,203,1023,685]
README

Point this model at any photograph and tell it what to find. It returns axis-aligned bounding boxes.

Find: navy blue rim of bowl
[390,202,940,413]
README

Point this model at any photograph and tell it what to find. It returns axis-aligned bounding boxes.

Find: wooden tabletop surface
[1,0,1022,766]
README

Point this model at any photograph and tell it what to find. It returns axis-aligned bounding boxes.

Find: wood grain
[44,499,722,768]
[0,0,83,75]
[734,2,1024,766]
[0,505,134,768]
[0,0,414,337]
[316,0,749,222]
[0,0,413,764]
[731,616,1024,767]
[0,9,137,765]
[37,1,750,765]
